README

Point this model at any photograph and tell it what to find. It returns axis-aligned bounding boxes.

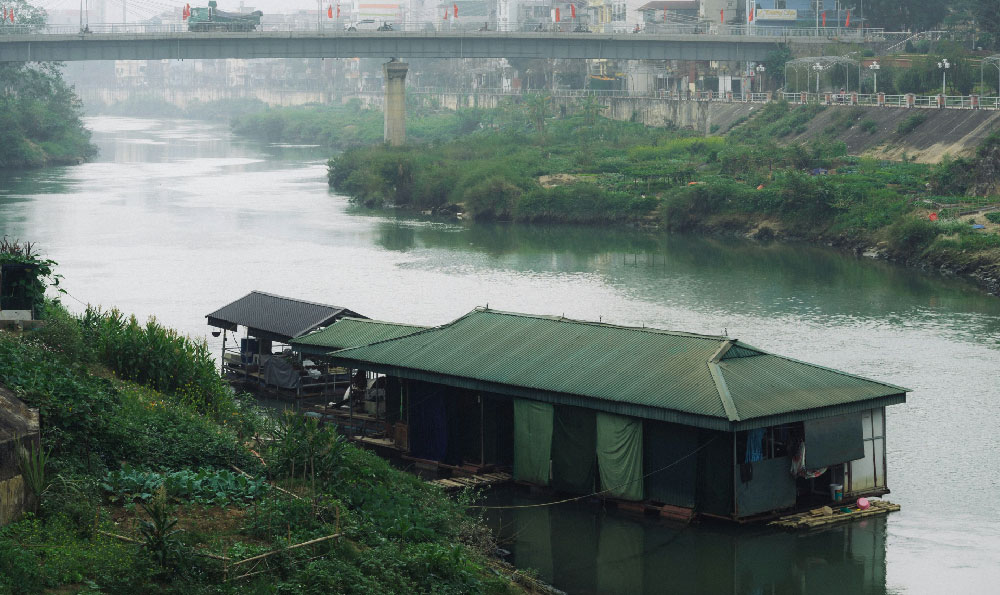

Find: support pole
[383,59,409,146]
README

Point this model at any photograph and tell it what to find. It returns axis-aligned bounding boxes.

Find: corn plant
[17,440,50,512]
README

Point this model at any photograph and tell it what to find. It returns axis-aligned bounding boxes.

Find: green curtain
[596,412,644,501]
[513,399,554,486]
[551,405,596,494]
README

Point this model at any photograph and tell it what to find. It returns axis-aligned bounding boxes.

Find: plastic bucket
[829,483,844,502]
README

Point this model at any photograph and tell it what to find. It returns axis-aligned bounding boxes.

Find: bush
[888,217,941,254]
[861,119,878,134]
[986,211,1000,224]
[79,307,234,418]
[897,113,928,134]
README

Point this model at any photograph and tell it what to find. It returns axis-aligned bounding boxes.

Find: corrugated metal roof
[206,291,363,343]
[330,309,909,429]
[291,318,427,354]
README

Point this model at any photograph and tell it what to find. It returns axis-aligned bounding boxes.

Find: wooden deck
[429,472,513,492]
[769,499,900,529]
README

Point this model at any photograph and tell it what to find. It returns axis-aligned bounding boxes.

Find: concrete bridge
[0,30,810,63]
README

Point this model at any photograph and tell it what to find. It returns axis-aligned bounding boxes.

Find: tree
[865,0,948,32]
[524,93,552,137]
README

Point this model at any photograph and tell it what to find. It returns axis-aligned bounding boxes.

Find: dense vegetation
[0,263,521,593]
[0,3,96,169]
[323,98,1000,287]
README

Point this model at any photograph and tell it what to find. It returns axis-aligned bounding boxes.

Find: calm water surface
[1,117,998,594]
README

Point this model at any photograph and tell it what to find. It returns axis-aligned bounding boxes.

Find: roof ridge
[474,307,729,341]
[339,317,428,328]
[250,290,347,311]
[331,310,478,355]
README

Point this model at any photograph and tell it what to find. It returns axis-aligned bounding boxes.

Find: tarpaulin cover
[513,399,553,485]
[262,356,301,390]
[408,389,447,461]
[551,405,596,494]
[643,421,697,508]
[804,412,864,468]
[596,412,644,501]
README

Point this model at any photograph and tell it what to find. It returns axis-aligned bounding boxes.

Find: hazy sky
[38,1,338,20]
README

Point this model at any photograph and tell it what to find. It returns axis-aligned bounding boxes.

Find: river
[1,117,998,594]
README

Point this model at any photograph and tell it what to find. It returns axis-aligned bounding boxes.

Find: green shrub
[985,211,1000,224]
[888,217,941,253]
[861,119,878,134]
[78,306,234,418]
[897,113,928,134]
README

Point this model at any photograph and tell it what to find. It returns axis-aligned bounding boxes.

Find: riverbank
[318,100,1000,295]
[0,258,525,593]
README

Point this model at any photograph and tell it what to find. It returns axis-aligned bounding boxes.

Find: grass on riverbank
[0,299,521,594]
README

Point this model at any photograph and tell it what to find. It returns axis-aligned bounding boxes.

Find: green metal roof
[329,309,908,431]
[291,317,427,355]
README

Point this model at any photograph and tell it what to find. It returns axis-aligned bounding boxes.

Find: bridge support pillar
[383,60,408,146]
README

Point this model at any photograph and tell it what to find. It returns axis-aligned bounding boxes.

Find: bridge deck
[0,31,822,62]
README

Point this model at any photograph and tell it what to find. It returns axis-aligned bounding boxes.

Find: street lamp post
[756,64,765,93]
[869,61,880,95]
[937,58,950,96]
[813,62,823,95]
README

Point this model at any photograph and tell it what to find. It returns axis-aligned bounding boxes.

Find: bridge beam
[383,60,408,146]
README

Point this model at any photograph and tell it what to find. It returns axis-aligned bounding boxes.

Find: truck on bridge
[188,1,263,32]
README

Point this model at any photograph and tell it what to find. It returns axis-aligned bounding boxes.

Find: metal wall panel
[804,412,865,468]
[733,456,796,518]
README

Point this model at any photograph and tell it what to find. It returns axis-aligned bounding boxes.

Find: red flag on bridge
[555,7,560,21]
[845,10,850,27]
[454,4,458,18]
[8,8,12,22]
[720,9,724,24]
[821,11,826,27]
[337,4,341,18]
[327,5,332,18]
[748,8,753,22]
[572,5,576,19]
[662,8,666,22]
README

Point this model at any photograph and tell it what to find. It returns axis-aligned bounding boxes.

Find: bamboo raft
[429,472,513,492]
[770,499,900,529]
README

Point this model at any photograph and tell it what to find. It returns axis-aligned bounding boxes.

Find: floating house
[324,308,906,521]
[206,291,364,398]
[1,385,40,526]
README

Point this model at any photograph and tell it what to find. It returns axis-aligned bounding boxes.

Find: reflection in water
[487,487,887,595]
[377,220,1000,339]
[1,117,998,594]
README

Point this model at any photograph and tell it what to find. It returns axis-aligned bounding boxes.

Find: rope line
[467,436,717,510]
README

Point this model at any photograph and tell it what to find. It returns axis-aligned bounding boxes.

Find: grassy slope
[0,304,522,594]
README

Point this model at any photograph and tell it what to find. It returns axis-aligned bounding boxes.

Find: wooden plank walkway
[429,472,512,492]
[770,499,900,529]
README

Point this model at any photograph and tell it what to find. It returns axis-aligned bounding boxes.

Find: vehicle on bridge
[345,19,394,32]
[188,1,262,32]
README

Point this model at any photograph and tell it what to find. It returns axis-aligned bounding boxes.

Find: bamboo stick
[228,532,342,568]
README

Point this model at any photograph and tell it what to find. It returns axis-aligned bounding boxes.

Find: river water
[1,117,998,594]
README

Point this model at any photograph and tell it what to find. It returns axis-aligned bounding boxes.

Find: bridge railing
[407,86,1000,111]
